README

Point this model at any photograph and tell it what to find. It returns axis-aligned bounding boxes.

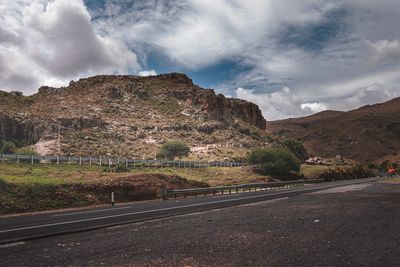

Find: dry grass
[300,164,332,179]
[381,176,400,183]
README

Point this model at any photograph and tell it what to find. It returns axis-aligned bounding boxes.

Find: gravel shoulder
[1,182,399,267]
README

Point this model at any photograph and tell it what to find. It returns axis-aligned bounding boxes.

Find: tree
[248,147,300,178]
[157,140,190,160]
[283,138,308,161]
[0,141,17,154]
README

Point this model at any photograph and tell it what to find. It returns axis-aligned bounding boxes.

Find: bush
[248,147,300,178]
[15,147,38,155]
[0,141,17,154]
[103,163,129,173]
[283,138,307,161]
[157,140,190,160]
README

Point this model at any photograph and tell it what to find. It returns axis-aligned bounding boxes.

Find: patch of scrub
[309,183,371,194]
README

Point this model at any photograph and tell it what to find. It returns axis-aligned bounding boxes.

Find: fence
[161,179,324,199]
[0,154,249,169]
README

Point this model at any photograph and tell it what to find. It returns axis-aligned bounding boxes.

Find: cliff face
[0,73,270,160]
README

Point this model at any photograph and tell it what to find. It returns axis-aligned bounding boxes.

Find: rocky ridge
[0,73,270,160]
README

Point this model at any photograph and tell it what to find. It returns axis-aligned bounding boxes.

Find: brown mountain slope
[267,98,400,162]
[0,73,271,160]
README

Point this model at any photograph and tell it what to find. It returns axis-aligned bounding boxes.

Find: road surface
[0,178,375,244]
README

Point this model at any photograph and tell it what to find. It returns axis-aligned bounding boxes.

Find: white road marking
[51,206,132,217]
[0,179,374,234]
[0,241,26,248]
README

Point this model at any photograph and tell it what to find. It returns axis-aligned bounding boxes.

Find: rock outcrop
[0,73,270,160]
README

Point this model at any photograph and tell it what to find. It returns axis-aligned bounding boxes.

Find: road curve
[0,178,376,244]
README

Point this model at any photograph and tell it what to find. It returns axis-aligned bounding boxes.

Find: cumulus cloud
[138,70,157,77]
[237,80,400,121]
[2,0,400,120]
[98,0,332,69]
[301,103,327,113]
[236,87,310,120]
[0,0,138,93]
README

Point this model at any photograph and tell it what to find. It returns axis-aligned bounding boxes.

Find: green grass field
[0,163,269,215]
[0,163,268,186]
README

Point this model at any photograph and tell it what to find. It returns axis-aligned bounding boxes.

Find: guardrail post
[79,157,82,165]
[132,158,135,168]
[31,155,34,165]
[99,157,102,166]
[160,185,166,200]
[125,158,128,168]
[56,156,59,165]
[108,158,111,167]
[17,154,19,164]
[68,157,71,165]
[89,157,92,165]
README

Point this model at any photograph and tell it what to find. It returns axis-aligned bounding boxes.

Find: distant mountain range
[1,73,399,163]
[268,97,400,162]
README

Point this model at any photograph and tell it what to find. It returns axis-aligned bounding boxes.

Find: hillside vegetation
[268,98,400,162]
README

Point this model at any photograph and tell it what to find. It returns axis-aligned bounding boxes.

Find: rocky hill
[268,98,400,162]
[0,73,271,160]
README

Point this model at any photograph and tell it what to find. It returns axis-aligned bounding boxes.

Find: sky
[1,0,400,120]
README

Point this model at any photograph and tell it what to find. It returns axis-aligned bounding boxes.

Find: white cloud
[101,0,332,69]
[2,0,400,120]
[237,80,400,121]
[138,70,157,77]
[0,0,139,94]
[236,87,309,120]
[301,103,327,113]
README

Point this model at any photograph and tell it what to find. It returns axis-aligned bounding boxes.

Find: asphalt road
[0,178,376,245]
[0,179,399,266]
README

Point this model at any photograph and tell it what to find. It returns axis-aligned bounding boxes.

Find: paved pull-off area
[1,180,399,266]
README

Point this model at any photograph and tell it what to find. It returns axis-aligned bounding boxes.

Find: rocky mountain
[268,98,400,162]
[0,73,271,160]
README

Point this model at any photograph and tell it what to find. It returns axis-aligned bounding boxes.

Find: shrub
[103,163,129,173]
[248,147,300,178]
[0,141,17,154]
[15,147,38,155]
[157,140,190,160]
[283,138,308,161]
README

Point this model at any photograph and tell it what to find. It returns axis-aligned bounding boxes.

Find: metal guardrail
[0,154,249,169]
[161,179,324,199]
